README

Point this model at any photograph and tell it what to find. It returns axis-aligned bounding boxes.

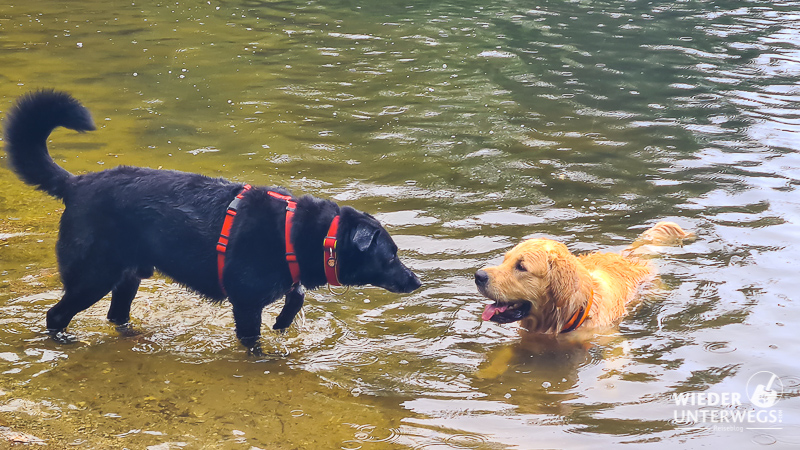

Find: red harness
[216,184,253,294]
[216,185,341,294]
[266,190,302,285]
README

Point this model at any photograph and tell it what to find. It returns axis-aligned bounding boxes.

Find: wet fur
[3,90,421,351]
[476,222,694,333]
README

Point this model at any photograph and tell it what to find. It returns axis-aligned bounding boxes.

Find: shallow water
[1,0,800,448]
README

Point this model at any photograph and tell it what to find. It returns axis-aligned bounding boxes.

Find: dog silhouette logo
[747,371,783,408]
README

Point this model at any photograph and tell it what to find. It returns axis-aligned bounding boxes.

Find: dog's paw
[272,318,294,331]
[475,346,516,380]
[239,336,265,356]
[115,324,143,338]
[248,347,265,357]
[47,329,78,344]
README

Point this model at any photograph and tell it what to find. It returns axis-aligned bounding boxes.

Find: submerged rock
[0,426,46,445]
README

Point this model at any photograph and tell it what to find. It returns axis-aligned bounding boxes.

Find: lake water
[1,0,799,448]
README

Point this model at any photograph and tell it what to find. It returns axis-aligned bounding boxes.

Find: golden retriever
[475,222,694,334]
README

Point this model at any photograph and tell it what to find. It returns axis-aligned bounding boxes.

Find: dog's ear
[546,252,581,310]
[545,250,593,332]
[353,223,379,252]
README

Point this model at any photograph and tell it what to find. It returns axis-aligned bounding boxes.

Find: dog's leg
[47,280,117,334]
[107,272,141,326]
[50,217,124,334]
[273,285,305,331]
[475,346,516,380]
[230,300,264,354]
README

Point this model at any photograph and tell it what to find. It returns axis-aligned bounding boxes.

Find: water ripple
[703,342,737,354]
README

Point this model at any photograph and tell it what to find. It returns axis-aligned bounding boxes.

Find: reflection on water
[1,0,800,448]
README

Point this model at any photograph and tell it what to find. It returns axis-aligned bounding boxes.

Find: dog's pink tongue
[482,304,508,321]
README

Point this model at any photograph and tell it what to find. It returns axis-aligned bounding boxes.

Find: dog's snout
[475,269,489,288]
[400,267,422,293]
[386,265,422,294]
[408,273,422,292]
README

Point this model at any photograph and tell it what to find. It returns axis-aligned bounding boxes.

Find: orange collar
[561,289,593,333]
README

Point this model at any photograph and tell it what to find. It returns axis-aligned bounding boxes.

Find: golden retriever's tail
[623,222,695,256]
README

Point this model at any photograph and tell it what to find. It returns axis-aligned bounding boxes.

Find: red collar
[560,289,593,333]
[323,216,341,286]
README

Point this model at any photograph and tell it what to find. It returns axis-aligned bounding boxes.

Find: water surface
[1,0,799,448]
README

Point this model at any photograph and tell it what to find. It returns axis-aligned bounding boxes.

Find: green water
[1,0,799,448]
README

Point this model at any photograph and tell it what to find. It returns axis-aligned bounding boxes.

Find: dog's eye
[515,260,526,272]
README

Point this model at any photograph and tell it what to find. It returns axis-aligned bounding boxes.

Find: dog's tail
[3,90,95,199]
[623,221,696,256]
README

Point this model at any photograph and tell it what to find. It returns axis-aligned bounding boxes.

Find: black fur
[4,89,95,198]
[3,90,421,351]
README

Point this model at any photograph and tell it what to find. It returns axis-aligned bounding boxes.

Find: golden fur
[476,222,694,334]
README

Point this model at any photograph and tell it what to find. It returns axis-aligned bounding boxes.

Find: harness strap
[216,186,301,296]
[217,185,252,294]
[216,186,344,294]
[267,191,301,285]
[561,289,593,333]
[323,216,341,286]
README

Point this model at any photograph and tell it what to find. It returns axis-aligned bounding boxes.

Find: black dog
[3,90,421,351]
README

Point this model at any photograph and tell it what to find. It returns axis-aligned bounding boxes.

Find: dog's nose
[475,269,489,288]
[406,272,422,292]
[412,276,422,291]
